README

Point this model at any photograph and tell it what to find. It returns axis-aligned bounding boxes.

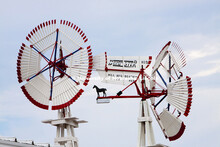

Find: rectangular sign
[107,56,151,71]
[94,53,152,85]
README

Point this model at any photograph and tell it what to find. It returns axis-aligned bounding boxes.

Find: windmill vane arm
[97,90,167,100]
[144,90,167,98]
[54,65,79,85]
[31,45,50,62]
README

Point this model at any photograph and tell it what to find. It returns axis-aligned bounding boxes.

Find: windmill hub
[48,61,54,66]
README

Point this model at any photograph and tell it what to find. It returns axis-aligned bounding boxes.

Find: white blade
[169,42,186,72]
[152,41,171,76]
[52,77,84,110]
[21,75,50,109]
[167,76,192,116]
[159,109,186,141]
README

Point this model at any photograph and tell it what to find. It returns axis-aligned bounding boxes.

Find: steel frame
[97,63,168,146]
[97,66,167,101]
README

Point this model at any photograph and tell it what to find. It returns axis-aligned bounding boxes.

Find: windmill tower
[16,19,93,147]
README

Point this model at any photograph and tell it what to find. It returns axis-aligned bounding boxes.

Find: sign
[94,53,152,85]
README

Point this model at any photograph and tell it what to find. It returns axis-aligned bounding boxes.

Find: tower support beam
[137,100,156,147]
[42,107,87,147]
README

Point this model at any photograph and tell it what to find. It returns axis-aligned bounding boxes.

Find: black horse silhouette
[93,85,107,97]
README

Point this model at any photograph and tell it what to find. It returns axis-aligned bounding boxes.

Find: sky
[0,0,220,146]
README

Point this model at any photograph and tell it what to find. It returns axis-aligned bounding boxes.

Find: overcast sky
[0,0,220,147]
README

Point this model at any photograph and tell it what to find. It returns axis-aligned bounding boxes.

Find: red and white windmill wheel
[150,41,193,141]
[17,19,93,110]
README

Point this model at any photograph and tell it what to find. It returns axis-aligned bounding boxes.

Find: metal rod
[50,29,59,100]
[54,65,78,84]
[98,95,142,99]
[167,54,171,111]
[121,72,141,92]
[27,64,51,81]
[169,55,171,83]
[32,46,50,62]
[156,70,167,87]
[97,90,166,100]
[55,47,82,63]
[155,95,167,108]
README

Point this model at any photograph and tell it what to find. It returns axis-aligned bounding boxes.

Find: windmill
[17,19,93,147]
[94,41,193,147]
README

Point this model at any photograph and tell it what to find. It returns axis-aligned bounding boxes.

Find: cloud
[0,85,55,119]
[188,49,218,60]
[190,87,220,131]
[192,65,220,78]
[170,33,220,79]
[0,118,7,122]
[208,59,220,64]
[175,34,220,61]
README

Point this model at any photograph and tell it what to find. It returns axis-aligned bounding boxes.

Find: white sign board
[94,53,152,85]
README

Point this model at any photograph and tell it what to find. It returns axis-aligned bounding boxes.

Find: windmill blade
[17,43,42,83]
[159,109,186,141]
[59,20,88,47]
[21,75,50,110]
[52,77,84,110]
[67,46,93,86]
[151,107,185,141]
[93,52,152,85]
[168,42,186,72]
[151,41,186,77]
[152,41,171,76]
[20,69,85,110]
[167,76,192,116]
[58,20,88,55]
[25,20,57,52]
[93,53,106,71]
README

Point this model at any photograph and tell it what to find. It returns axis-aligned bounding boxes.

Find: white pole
[137,100,155,147]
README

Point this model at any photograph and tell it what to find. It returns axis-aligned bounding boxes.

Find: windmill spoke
[55,47,83,63]
[49,66,52,86]
[50,29,59,100]
[54,65,79,85]
[156,70,167,87]
[50,39,58,61]
[154,95,167,108]
[144,72,166,90]
[31,45,50,63]
[27,64,51,81]
[160,63,176,81]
